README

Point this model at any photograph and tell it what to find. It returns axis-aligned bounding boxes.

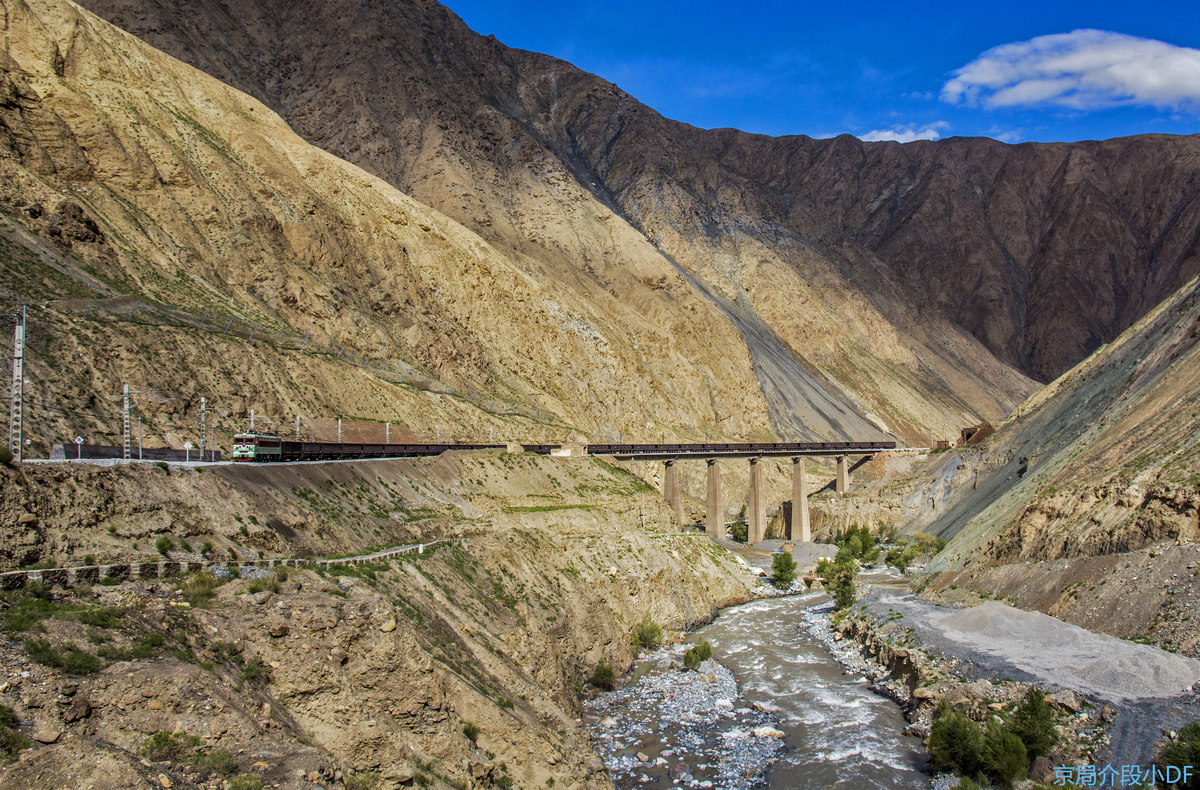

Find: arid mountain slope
[0,452,758,789]
[0,0,794,450]
[920,275,1200,570]
[79,0,1200,386]
[72,0,1041,444]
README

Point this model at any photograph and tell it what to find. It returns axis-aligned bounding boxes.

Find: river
[585,568,929,789]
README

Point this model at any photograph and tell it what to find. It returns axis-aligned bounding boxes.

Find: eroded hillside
[0,451,758,788]
[0,0,785,454]
[65,0,1047,446]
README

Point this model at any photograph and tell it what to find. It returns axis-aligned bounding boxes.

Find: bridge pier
[836,455,850,495]
[705,459,723,540]
[791,457,811,542]
[748,458,766,544]
[663,460,683,524]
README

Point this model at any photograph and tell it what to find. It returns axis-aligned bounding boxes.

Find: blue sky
[442,0,1200,143]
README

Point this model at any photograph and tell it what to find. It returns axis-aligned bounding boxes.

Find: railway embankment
[0,453,761,788]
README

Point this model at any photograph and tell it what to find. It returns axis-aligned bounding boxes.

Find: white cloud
[985,126,1025,144]
[859,122,949,143]
[943,29,1200,111]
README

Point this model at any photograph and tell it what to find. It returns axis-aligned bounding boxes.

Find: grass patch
[501,504,595,513]
[24,639,102,674]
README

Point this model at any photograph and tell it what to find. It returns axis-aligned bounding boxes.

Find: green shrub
[72,606,124,628]
[847,533,863,558]
[0,448,12,465]
[0,705,29,761]
[200,541,214,556]
[886,546,918,573]
[24,639,101,675]
[240,656,270,683]
[1007,687,1058,760]
[982,723,1028,787]
[463,722,480,742]
[246,576,279,594]
[928,702,984,776]
[0,588,61,632]
[155,536,174,556]
[630,614,663,654]
[141,731,198,762]
[684,638,714,669]
[191,748,238,778]
[132,632,166,658]
[155,461,169,471]
[771,552,798,588]
[179,571,221,606]
[1158,721,1200,789]
[589,658,616,690]
[228,776,263,790]
[724,516,744,542]
[817,558,858,610]
[952,778,981,790]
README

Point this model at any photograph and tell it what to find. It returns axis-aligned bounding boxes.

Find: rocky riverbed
[585,590,929,790]
[584,646,786,789]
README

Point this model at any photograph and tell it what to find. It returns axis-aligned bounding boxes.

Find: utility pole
[337,418,343,444]
[9,306,25,462]
[199,397,207,462]
[385,422,390,444]
[122,384,131,460]
[295,414,301,441]
[120,386,166,461]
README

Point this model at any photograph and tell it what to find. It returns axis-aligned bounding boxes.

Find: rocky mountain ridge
[79,0,1200,385]
[60,0,1055,446]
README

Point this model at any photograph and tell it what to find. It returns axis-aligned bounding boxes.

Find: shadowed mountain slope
[920,274,1200,570]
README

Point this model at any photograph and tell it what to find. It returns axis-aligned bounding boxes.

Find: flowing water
[585,570,928,789]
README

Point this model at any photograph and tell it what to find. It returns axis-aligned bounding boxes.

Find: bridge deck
[582,441,895,460]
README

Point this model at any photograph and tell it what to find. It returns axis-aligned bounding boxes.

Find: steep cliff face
[69,0,1045,445]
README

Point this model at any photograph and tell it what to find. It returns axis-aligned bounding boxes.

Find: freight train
[229,433,894,462]
[230,432,512,462]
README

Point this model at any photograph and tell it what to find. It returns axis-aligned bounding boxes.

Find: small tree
[1158,721,1200,790]
[928,702,984,776]
[155,536,174,556]
[771,552,797,588]
[982,723,1028,788]
[589,659,616,690]
[817,557,858,610]
[1007,687,1057,761]
[631,613,663,654]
